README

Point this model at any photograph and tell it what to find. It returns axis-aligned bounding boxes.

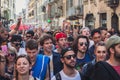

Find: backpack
[55,71,83,80]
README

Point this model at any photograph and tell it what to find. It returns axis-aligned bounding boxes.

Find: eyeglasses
[79,42,88,46]
[7,53,15,57]
[63,54,76,60]
[26,36,31,38]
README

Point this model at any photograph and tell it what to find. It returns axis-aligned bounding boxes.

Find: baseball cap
[55,32,67,41]
[61,47,73,58]
[105,35,120,49]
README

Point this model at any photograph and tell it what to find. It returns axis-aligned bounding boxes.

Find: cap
[106,35,120,49]
[61,47,73,57]
[55,32,67,41]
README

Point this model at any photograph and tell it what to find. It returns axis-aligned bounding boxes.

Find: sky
[15,0,26,14]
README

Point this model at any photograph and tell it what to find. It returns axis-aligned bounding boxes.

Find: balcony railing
[48,0,58,4]
[84,0,88,5]
[67,5,83,17]
[107,0,119,8]
[67,7,76,17]
[76,5,83,16]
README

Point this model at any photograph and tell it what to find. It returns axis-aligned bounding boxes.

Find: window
[70,0,73,7]
[84,0,88,5]
[100,13,107,27]
[32,10,34,16]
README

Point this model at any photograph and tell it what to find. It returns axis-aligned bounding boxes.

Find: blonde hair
[7,46,17,54]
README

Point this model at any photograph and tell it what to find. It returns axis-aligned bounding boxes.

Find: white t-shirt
[89,40,94,48]
[48,54,54,78]
[51,70,81,80]
[17,48,27,56]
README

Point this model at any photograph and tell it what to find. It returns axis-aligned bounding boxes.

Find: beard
[78,49,86,54]
[64,61,76,69]
[114,50,120,61]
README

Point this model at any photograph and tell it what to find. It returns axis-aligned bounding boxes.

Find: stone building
[0,0,16,28]
[84,0,120,32]
[28,0,36,26]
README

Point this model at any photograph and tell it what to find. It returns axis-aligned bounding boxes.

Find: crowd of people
[0,18,120,80]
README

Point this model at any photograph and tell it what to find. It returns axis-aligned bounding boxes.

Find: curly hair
[72,35,89,54]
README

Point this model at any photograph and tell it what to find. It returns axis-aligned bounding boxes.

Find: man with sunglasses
[26,30,34,40]
[52,47,81,80]
[20,30,35,48]
[8,34,27,56]
[72,35,92,72]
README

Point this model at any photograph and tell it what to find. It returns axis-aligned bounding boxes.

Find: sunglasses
[63,54,76,60]
[13,42,21,47]
[79,42,88,46]
[26,36,31,38]
[7,53,15,57]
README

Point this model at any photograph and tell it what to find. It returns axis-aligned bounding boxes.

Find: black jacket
[83,61,120,80]
[0,75,10,80]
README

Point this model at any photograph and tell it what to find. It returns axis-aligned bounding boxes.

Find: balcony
[84,0,88,5]
[41,5,46,12]
[48,0,58,4]
[67,5,83,20]
[107,0,119,8]
[67,7,76,17]
[76,5,83,16]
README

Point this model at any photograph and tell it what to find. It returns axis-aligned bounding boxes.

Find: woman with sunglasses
[5,47,17,80]
[14,55,37,80]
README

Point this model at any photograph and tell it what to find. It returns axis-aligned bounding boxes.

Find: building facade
[0,0,16,28]
[25,0,120,32]
[27,0,36,26]
[84,0,120,31]
[66,0,83,27]
[26,0,83,30]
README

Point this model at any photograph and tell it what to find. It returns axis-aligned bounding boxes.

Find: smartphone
[1,45,8,55]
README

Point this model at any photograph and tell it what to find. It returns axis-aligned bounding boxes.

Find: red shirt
[113,66,120,75]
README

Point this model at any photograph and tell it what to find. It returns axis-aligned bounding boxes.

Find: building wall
[9,0,16,22]
[1,0,9,19]
[84,0,120,31]
[28,0,36,25]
